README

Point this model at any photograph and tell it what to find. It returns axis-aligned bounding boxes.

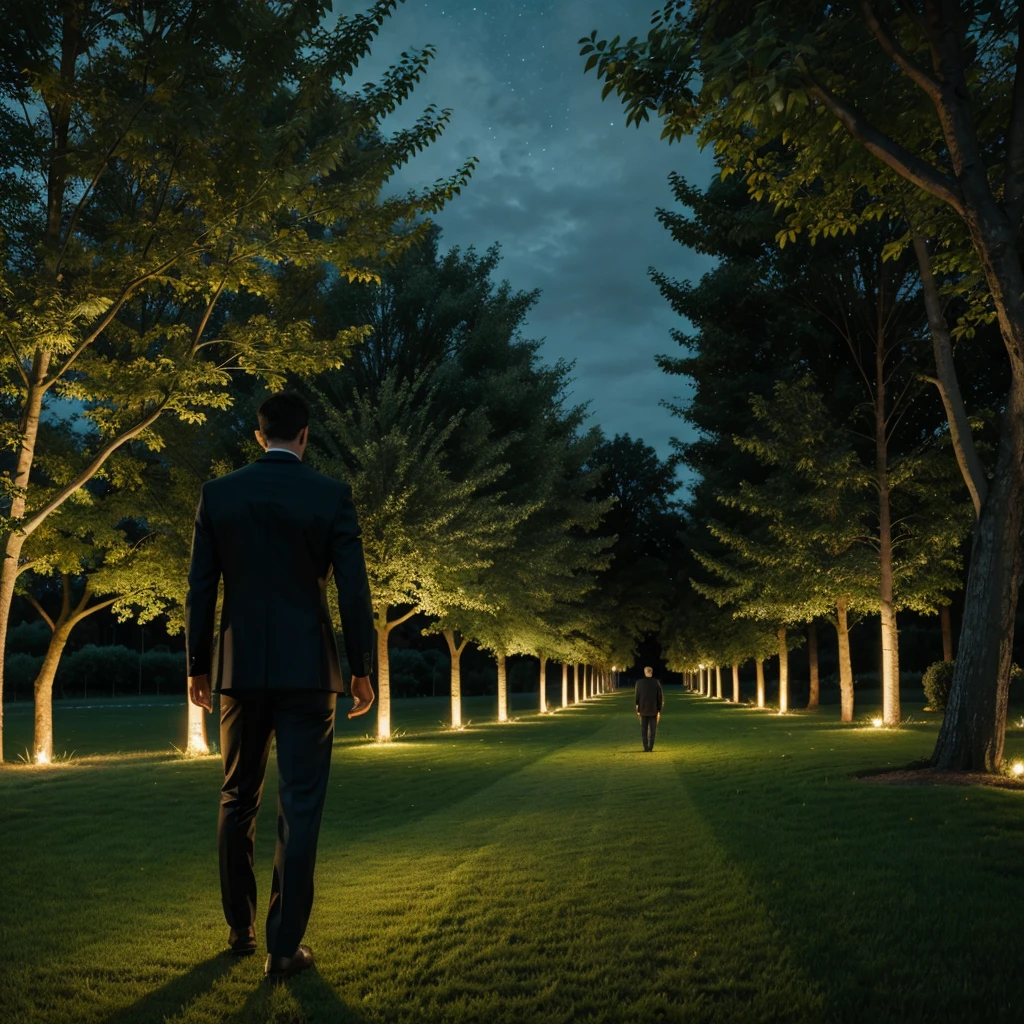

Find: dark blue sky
[357,0,714,463]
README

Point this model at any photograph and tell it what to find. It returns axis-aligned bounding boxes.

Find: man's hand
[348,675,375,719]
[188,674,212,712]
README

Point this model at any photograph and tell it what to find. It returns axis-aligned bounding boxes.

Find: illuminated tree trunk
[538,655,548,713]
[941,605,954,663]
[376,621,392,740]
[32,619,74,765]
[443,629,469,729]
[497,652,508,722]
[561,662,568,708]
[875,338,901,726]
[836,597,854,724]
[777,629,789,713]
[731,663,740,703]
[186,694,209,755]
[807,623,820,710]
[573,663,580,703]
[714,665,722,699]
[756,660,765,708]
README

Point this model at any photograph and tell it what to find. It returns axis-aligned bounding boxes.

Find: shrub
[922,660,955,710]
[923,659,1024,711]
[3,653,44,701]
[7,619,52,656]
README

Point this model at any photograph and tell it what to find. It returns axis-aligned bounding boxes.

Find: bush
[3,653,44,701]
[923,659,1024,711]
[7,619,52,657]
[922,660,955,710]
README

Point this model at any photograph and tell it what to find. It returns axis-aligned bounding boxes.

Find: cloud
[352,0,714,471]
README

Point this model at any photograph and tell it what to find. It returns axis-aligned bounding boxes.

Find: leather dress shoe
[265,944,314,982]
[228,926,257,956]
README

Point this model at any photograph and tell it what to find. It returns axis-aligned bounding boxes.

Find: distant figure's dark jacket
[185,451,375,692]
[634,676,664,717]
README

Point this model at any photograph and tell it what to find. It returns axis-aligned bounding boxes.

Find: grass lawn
[2,688,1023,1024]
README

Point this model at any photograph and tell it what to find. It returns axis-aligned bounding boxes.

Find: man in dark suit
[186,392,375,982]
[635,666,664,752]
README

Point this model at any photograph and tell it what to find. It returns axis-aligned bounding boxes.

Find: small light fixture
[1013,762,1024,777]
[871,717,883,728]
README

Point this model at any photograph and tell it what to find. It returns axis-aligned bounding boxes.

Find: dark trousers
[641,715,658,751]
[219,689,336,956]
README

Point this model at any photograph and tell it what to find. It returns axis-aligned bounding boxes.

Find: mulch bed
[854,766,1024,790]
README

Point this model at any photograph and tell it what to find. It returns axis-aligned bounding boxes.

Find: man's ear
[254,429,268,450]
[299,426,309,446]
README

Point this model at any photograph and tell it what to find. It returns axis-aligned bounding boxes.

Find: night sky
[357,0,715,464]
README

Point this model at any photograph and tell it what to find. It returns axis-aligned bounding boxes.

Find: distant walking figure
[635,666,664,752]
[185,392,376,982]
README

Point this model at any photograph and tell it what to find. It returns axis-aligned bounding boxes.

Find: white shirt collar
[265,447,301,460]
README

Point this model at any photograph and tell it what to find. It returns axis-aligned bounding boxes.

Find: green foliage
[1,0,472,575]
[922,660,956,711]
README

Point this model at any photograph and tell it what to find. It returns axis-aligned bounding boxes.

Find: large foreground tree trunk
[714,665,722,699]
[836,597,855,724]
[777,629,789,713]
[731,663,740,703]
[497,652,508,722]
[756,660,765,708]
[538,655,548,713]
[933,389,1024,769]
[807,623,819,709]
[573,663,580,703]
[561,662,568,708]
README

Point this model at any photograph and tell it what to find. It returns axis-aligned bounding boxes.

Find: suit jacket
[185,451,375,693]
[634,677,664,716]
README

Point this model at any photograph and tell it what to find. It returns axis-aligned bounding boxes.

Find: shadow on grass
[101,954,238,1024]
[233,969,368,1024]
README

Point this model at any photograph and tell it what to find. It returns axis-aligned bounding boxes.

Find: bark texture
[731,663,740,703]
[756,662,765,708]
[497,653,508,722]
[807,623,820,709]
[777,629,789,713]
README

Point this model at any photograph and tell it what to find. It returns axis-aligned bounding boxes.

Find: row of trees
[0,1,683,761]
[585,0,1024,771]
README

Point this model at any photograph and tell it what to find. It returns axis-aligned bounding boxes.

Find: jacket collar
[256,451,303,464]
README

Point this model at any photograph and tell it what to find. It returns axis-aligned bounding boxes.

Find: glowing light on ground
[35,751,51,766]
[1013,762,1024,777]
[871,717,883,728]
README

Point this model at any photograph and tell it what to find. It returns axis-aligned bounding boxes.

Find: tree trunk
[756,660,765,709]
[731,664,740,703]
[940,605,954,663]
[497,652,508,722]
[561,662,568,708]
[714,665,722,699]
[186,696,209,755]
[876,335,901,726]
[538,655,548,713]
[573,663,580,703]
[443,629,467,729]
[836,597,854,724]
[933,384,1024,769]
[807,623,820,710]
[32,620,74,764]
[913,233,987,517]
[376,614,392,741]
[777,629,789,713]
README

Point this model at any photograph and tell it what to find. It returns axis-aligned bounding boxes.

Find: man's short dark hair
[257,392,309,442]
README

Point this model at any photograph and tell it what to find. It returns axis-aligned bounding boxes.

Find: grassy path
[2,690,1023,1023]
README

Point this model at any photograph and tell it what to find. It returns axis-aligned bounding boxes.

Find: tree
[0,0,474,760]
[313,370,516,740]
[582,0,1024,769]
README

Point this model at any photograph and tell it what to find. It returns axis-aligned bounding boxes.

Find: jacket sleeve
[634,681,640,708]
[331,483,375,678]
[185,485,220,677]
[657,682,664,712]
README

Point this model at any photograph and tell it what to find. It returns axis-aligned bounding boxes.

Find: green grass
[2,689,1024,1024]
